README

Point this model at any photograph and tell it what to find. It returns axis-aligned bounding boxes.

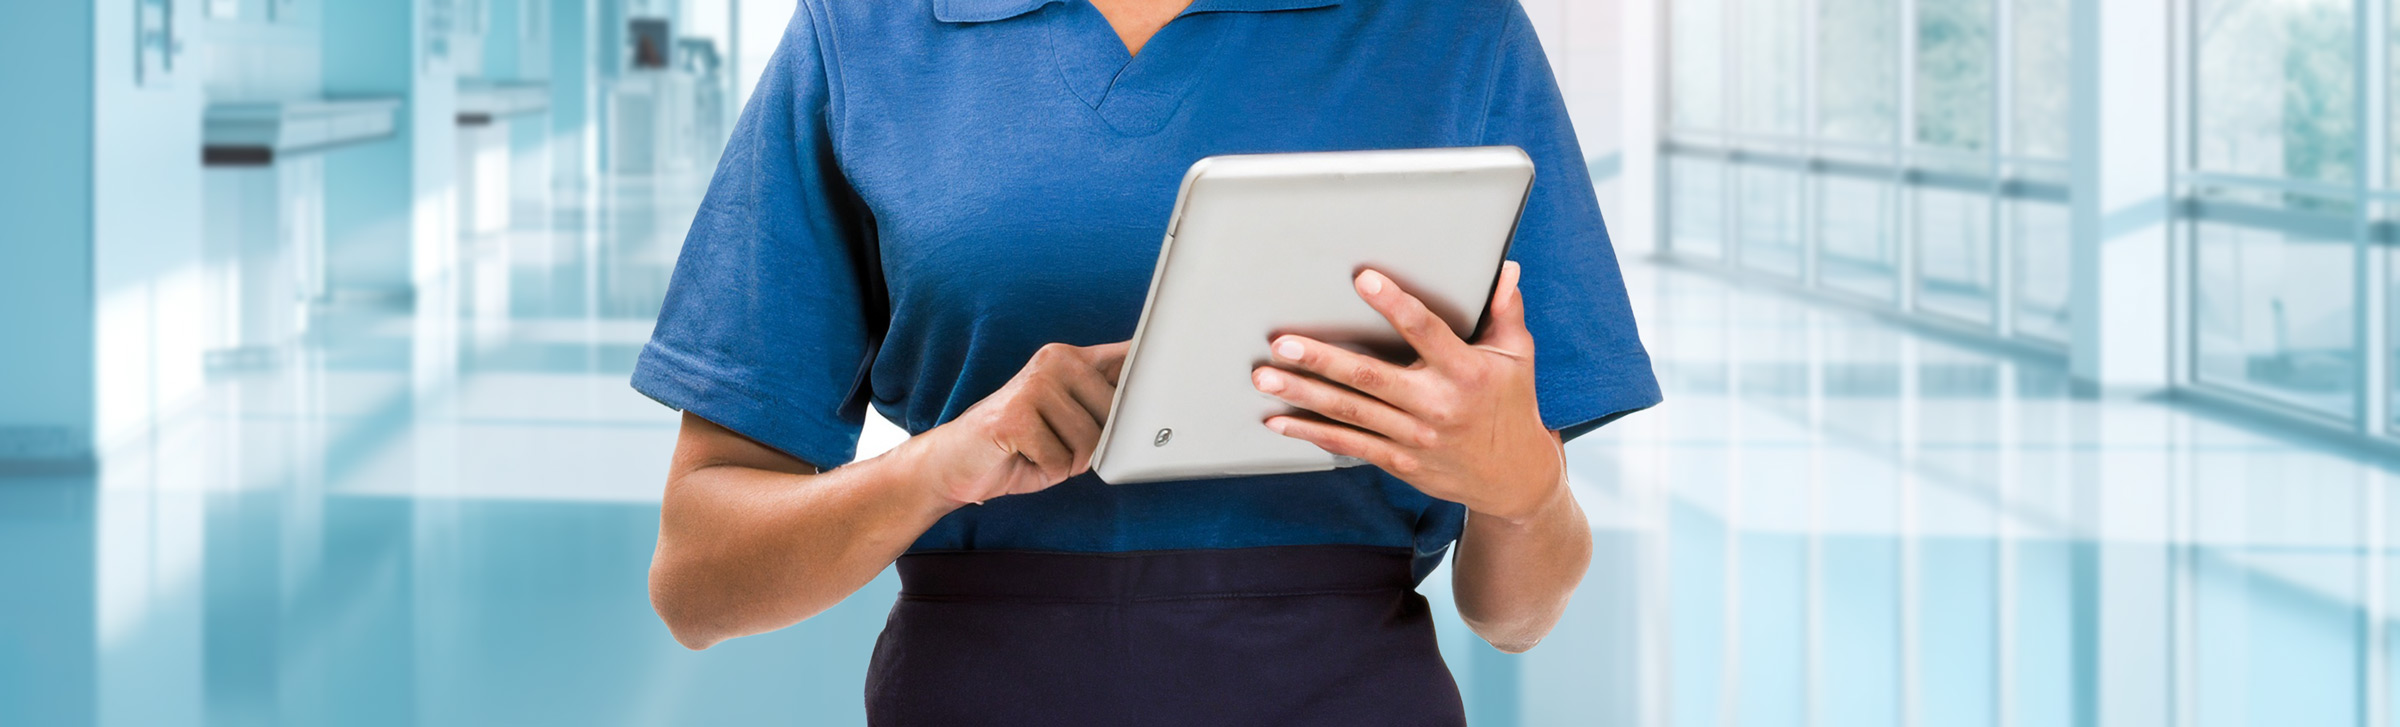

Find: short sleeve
[1480,4,1662,441]
[631,5,882,469]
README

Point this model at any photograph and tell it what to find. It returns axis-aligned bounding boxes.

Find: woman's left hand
[1253,262,1566,524]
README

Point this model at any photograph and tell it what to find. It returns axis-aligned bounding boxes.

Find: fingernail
[1254,369,1285,393]
[1273,338,1305,360]
[1358,271,1385,295]
[1265,418,1289,434]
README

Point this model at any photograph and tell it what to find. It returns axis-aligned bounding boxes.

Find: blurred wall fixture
[456,81,549,126]
[455,80,551,236]
[135,0,182,86]
[202,99,402,166]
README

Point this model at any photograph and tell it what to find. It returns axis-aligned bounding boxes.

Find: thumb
[1086,341,1131,383]
[1479,261,1535,354]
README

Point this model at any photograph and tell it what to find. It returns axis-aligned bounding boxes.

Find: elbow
[1462,613,1556,655]
[1482,633,1546,655]
[661,616,722,652]
[653,599,721,652]
[1457,587,1571,655]
[648,553,837,651]
[667,627,720,652]
[650,560,728,651]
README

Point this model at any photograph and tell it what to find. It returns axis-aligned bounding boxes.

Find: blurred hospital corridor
[7,0,2400,725]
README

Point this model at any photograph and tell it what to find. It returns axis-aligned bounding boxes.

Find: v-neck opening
[1045,0,1233,136]
[1109,0,1234,58]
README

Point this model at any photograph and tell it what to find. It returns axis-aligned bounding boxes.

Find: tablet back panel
[1091,147,1535,484]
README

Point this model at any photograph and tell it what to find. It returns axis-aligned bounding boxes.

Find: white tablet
[1090,147,1536,484]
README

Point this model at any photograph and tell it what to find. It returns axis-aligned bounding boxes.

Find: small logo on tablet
[1153,428,1174,447]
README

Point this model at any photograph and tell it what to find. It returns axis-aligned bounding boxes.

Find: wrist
[877,433,977,518]
[1468,435,1570,526]
[1472,475,1571,527]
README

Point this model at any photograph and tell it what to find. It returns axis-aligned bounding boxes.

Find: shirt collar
[934,0,1341,24]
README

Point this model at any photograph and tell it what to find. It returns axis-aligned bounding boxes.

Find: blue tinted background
[7,1,2400,726]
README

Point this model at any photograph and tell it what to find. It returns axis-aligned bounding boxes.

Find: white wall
[94,0,211,456]
[197,0,325,102]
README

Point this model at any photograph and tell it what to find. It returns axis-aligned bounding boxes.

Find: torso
[804,0,1528,578]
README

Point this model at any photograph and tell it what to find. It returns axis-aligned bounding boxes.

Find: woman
[632,0,1660,723]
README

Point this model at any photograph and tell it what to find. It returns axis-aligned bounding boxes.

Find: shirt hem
[1540,350,1665,442]
[631,341,865,470]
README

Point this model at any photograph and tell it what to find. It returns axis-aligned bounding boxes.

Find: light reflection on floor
[2,166,2395,726]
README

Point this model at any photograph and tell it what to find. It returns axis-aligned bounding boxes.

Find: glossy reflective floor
[5,164,2398,727]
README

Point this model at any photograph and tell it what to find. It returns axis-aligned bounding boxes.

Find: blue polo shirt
[632,0,1660,582]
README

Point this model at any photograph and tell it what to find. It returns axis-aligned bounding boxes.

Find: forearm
[650,445,960,650]
[1450,478,1592,653]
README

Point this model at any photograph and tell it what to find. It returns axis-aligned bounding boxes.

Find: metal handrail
[2177,170,2375,200]
[1663,141,2071,203]
[1665,129,2074,171]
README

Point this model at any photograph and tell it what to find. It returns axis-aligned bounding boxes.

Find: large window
[2195,0,2358,186]
[2011,201,2072,344]
[1741,0,1808,137]
[1911,0,1997,325]
[2009,0,2072,345]
[2194,218,2359,416]
[1665,0,2400,436]
[2385,0,2400,432]
[1743,167,1807,277]
[1666,0,2067,347]
[1820,0,1899,144]
[1673,157,1729,261]
[1915,0,1993,153]
[1821,175,1902,301]
[2184,0,2371,425]
[1674,0,1726,130]
[2011,0,2071,159]
[1916,186,1996,325]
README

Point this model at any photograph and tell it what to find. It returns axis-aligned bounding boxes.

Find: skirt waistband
[894,545,1416,602]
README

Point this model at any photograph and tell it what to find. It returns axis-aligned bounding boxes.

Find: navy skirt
[866,545,1467,726]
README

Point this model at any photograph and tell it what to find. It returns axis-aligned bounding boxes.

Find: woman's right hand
[898,341,1129,507]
